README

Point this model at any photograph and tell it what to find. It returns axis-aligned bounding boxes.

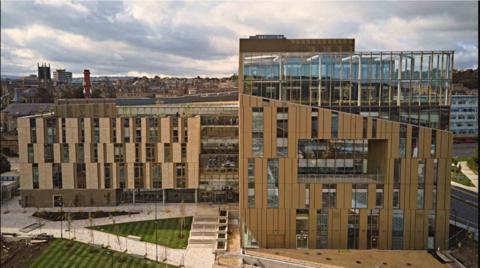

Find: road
[453,143,478,157]
[450,186,478,234]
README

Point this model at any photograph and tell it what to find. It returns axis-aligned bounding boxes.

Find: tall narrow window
[32,164,39,189]
[417,159,425,208]
[176,163,186,188]
[118,163,126,189]
[164,143,171,162]
[322,184,336,208]
[399,124,407,158]
[75,163,86,188]
[172,117,179,143]
[44,144,53,163]
[276,107,288,157]
[52,163,62,189]
[123,118,130,143]
[427,211,436,250]
[151,163,162,188]
[148,118,158,143]
[316,209,329,248]
[46,118,57,144]
[146,143,155,162]
[267,159,279,208]
[62,144,69,162]
[305,184,310,208]
[367,209,380,249]
[27,144,34,163]
[30,118,37,143]
[331,111,339,138]
[363,117,368,138]
[111,118,117,143]
[135,143,141,162]
[104,164,111,189]
[91,144,98,162]
[372,118,377,138]
[247,159,255,208]
[393,159,401,209]
[93,118,100,143]
[61,118,66,143]
[114,144,124,162]
[76,144,84,163]
[135,117,142,143]
[79,118,85,143]
[432,159,438,209]
[430,130,436,157]
[252,108,264,157]
[296,209,309,249]
[375,184,384,208]
[311,109,318,138]
[392,210,404,249]
[411,126,419,158]
[348,209,360,249]
[134,163,144,188]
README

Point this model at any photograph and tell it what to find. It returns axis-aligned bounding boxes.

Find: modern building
[17,95,238,207]
[53,69,73,84]
[450,95,477,141]
[238,36,453,251]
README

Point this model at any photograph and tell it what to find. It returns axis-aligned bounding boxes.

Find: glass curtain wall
[243,51,452,128]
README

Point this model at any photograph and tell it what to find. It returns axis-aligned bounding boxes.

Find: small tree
[178,200,186,238]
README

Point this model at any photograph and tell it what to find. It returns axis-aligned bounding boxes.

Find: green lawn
[89,217,193,249]
[451,171,474,187]
[28,239,176,268]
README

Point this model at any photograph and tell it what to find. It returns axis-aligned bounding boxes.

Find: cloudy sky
[1,0,478,77]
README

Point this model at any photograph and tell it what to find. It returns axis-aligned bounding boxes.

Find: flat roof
[247,248,447,268]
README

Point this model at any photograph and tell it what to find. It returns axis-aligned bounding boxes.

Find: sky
[1,0,478,78]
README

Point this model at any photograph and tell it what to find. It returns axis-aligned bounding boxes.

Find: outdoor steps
[188,238,217,244]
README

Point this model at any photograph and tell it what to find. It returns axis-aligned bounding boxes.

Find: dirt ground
[215,223,242,268]
[1,238,52,268]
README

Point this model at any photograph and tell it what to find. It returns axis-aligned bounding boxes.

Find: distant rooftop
[249,35,286,40]
[2,103,54,117]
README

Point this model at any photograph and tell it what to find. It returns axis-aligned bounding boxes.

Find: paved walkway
[0,197,217,268]
[459,161,478,191]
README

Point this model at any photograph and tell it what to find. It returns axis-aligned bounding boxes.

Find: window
[316,209,328,248]
[123,118,130,143]
[417,159,425,209]
[135,143,141,162]
[151,163,162,188]
[392,210,404,249]
[134,163,144,188]
[393,188,400,209]
[348,209,360,249]
[164,143,171,162]
[363,117,368,138]
[172,117,179,143]
[322,184,336,208]
[267,159,279,208]
[135,117,142,143]
[61,118,66,143]
[118,163,126,189]
[367,209,380,249]
[148,118,158,143]
[79,118,85,143]
[27,144,34,163]
[352,184,368,209]
[428,211,436,250]
[372,118,377,138]
[181,143,187,161]
[111,118,117,143]
[30,118,37,143]
[176,163,186,188]
[62,144,69,162]
[247,159,255,208]
[375,184,384,208]
[91,144,98,162]
[432,159,438,209]
[75,163,86,188]
[146,143,155,162]
[76,144,84,163]
[411,126,419,158]
[104,164,111,189]
[114,144,124,162]
[431,130,436,157]
[276,107,288,157]
[305,184,310,208]
[52,163,62,189]
[331,112,338,138]
[311,109,318,138]
[46,118,57,144]
[93,118,100,143]
[32,164,39,189]
[399,124,407,157]
[296,209,309,249]
[44,144,53,163]
[252,107,264,157]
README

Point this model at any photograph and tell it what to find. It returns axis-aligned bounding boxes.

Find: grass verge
[89,217,192,249]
